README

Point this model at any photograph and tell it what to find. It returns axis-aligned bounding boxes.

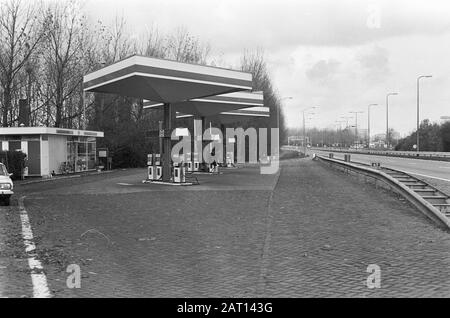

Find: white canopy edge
[84,55,252,86]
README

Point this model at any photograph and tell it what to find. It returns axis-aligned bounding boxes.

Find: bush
[280,150,301,160]
[111,145,146,169]
[0,150,27,180]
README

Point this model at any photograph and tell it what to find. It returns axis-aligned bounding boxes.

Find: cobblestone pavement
[1,160,449,297]
[261,160,450,297]
[0,205,33,298]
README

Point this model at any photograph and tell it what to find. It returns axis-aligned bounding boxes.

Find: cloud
[85,0,450,136]
[356,45,390,83]
[86,0,450,57]
[306,59,341,81]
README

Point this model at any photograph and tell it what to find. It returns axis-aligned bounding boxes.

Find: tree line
[396,120,450,152]
[0,0,285,167]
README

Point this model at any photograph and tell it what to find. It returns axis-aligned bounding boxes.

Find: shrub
[111,145,146,169]
[0,150,27,180]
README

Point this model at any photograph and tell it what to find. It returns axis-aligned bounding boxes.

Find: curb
[17,170,117,186]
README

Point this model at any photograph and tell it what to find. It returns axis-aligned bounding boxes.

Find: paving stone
[1,160,449,297]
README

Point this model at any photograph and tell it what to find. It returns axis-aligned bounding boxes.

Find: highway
[309,148,450,184]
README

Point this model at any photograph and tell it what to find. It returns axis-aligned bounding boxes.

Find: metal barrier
[307,147,450,161]
[317,155,450,230]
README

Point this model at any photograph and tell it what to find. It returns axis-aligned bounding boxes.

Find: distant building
[357,128,368,139]
[391,131,401,141]
[441,116,450,124]
[373,133,386,142]
[288,136,310,146]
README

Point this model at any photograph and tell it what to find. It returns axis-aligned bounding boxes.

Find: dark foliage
[396,119,444,151]
[0,151,27,180]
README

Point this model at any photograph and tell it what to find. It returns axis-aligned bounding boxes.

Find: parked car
[0,163,14,206]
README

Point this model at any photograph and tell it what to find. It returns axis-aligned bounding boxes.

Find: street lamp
[302,106,317,154]
[340,116,353,148]
[340,116,352,129]
[335,120,346,149]
[367,104,378,148]
[416,75,432,152]
[274,96,292,153]
[349,111,364,150]
[386,92,399,149]
[278,97,293,130]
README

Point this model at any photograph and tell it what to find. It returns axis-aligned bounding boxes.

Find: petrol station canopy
[175,106,269,119]
[83,55,255,182]
[143,91,265,118]
[216,106,269,117]
[83,55,253,103]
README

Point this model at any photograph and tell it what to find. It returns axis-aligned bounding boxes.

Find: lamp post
[416,75,432,152]
[302,106,317,154]
[341,116,353,148]
[278,97,293,129]
[386,92,398,149]
[367,104,378,148]
[276,96,294,159]
[335,120,345,149]
[349,111,364,150]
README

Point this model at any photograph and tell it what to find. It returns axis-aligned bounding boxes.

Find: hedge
[0,150,27,180]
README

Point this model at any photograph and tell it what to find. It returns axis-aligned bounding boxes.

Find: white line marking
[117,183,133,186]
[18,197,51,298]
[0,213,5,298]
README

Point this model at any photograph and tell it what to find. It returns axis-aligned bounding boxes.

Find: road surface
[311,149,450,184]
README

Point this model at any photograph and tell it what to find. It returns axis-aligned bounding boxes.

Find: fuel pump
[147,154,155,180]
[172,154,187,183]
[193,153,200,172]
[226,152,235,168]
[186,152,193,172]
[155,153,162,180]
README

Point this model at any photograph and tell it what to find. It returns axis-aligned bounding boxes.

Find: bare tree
[240,48,286,145]
[39,0,95,128]
[0,0,47,127]
[134,24,167,59]
[166,27,211,64]
[99,15,133,65]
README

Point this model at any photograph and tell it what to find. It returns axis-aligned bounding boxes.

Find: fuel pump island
[143,91,266,182]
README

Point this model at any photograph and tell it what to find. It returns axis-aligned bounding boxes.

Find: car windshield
[0,165,9,176]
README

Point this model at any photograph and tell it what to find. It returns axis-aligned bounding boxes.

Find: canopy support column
[221,124,226,165]
[162,103,174,182]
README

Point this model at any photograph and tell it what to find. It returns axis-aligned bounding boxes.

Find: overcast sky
[85,0,450,136]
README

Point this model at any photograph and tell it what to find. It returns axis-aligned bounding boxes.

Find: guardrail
[308,147,450,162]
[316,155,450,230]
